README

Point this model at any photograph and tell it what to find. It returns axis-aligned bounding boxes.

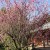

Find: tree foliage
[0,0,50,50]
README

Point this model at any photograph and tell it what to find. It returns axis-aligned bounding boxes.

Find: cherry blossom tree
[0,0,49,50]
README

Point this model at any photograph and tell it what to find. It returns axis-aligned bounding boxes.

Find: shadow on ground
[32,47,50,50]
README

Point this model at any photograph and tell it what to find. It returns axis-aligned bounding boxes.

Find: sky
[0,0,50,21]
[0,0,50,15]
[0,0,50,9]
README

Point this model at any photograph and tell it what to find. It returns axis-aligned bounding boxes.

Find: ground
[32,41,50,50]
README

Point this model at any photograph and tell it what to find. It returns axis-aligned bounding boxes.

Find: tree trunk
[47,38,48,45]
[43,36,45,48]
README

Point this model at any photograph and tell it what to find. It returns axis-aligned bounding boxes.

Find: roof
[42,22,50,30]
[33,22,50,32]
